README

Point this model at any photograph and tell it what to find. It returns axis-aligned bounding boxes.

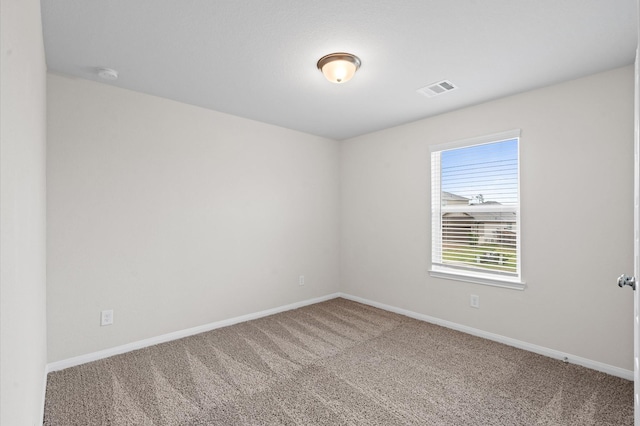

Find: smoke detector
[417,80,457,98]
[97,68,118,80]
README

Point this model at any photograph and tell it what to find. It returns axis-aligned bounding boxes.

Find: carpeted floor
[44,298,633,425]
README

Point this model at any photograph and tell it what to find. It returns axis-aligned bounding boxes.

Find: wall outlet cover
[470,295,480,309]
[101,309,114,326]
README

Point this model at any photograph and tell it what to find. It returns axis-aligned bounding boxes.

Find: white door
[620,43,639,424]
[635,42,639,426]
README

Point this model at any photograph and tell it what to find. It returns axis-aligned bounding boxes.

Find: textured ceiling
[41,0,638,140]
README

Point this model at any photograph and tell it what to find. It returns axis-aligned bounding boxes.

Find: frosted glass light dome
[317,53,361,84]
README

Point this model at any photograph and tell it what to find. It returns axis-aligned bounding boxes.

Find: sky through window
[441,139,518,206]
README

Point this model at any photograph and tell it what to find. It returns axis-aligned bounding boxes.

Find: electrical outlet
[101,309,114,326]
[470,295,480,309]
[299,275,305,286]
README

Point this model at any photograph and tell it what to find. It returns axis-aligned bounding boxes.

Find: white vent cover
[417,80,458,98]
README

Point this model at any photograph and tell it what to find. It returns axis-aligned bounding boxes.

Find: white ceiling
[41,0,638,140]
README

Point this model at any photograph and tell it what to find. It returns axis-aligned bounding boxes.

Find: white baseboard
[46,291,633,381]
[338,293,634,381]
[47,293,341,372]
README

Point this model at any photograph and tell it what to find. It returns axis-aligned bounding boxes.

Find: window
[430,130,523,289]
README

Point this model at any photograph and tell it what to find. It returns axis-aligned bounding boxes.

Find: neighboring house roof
[442,192,470,207]
[442,191,469,202]
[441,192,516,223]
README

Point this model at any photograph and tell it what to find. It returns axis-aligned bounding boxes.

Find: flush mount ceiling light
[317,52,361,84]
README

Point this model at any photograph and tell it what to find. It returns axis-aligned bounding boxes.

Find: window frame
[429,130,525,290]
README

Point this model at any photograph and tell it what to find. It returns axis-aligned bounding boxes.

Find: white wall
[47,64,634,373]
[0,0,48,424]
[341,65,635,370]
[47,74,340,362]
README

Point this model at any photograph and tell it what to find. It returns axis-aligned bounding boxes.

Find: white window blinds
[430,130,522,288]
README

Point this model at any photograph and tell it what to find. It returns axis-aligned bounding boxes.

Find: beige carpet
[44,298,633,425]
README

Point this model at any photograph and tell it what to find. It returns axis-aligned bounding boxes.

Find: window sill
[428,268,526,290]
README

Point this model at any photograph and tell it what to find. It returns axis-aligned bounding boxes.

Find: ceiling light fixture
[317,52,361,84]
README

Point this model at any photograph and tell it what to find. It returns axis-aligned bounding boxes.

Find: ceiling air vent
[417,80,458,98]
